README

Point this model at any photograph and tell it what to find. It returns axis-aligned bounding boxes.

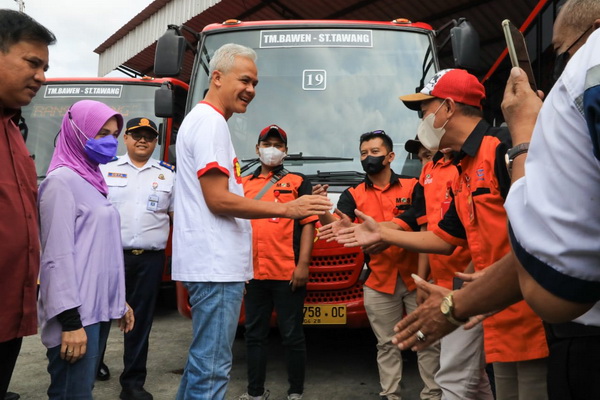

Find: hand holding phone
[502,19,537,92]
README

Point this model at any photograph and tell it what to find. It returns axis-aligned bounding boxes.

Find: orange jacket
[337,172,422,294]
[242,166,317,281]
[434,121,548,364]
[420,154,471,290]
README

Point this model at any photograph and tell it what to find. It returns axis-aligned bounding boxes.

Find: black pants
[119,250,165,390]
[244,279,306,396]
[0,337,22,398]
[546,321,600,400]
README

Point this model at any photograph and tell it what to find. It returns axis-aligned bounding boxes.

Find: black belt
[547,321,600,338]
[124,249,163,256]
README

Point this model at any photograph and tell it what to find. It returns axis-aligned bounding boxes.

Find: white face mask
[258,146,287,166]
[417,100,449,152]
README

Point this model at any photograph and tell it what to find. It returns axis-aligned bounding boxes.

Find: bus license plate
[303,305,346,325]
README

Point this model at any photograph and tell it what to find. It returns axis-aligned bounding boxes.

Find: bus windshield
[190,26,435,188]
[21,82,163,180]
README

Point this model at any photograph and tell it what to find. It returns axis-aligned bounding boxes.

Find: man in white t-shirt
[172,43,331,400]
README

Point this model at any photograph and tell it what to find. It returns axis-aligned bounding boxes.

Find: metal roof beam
[237,0,304,20]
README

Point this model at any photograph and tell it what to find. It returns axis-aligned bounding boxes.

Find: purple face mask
[84,135,118,164]
[69,112,118,164]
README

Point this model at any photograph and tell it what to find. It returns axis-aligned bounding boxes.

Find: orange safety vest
[242,166,317,281]
[338,172,421,294]
[433,121,548,364]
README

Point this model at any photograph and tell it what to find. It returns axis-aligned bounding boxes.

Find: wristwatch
[505,142,530,175]
[440,291,468,326]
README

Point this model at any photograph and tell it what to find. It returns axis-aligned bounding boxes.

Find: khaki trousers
[493,358,548,400]
[364,280,441,400]
[436,323,494,400]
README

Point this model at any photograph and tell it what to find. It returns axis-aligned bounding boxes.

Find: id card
[147,194,159,211]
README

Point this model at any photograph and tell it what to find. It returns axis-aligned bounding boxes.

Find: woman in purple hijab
[38,100,135,399]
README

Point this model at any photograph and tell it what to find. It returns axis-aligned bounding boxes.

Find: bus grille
[304,281,364,304]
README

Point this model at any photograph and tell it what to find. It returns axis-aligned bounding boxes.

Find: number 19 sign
[303,69,326,90]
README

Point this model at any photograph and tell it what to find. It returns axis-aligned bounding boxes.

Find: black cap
[126,117,159,135]
[404,136,422,154]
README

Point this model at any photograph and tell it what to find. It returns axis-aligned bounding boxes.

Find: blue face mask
[84,135,118,164]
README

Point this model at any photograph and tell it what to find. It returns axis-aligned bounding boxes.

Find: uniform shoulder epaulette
[108,156,119,163]
[159,160,175,171]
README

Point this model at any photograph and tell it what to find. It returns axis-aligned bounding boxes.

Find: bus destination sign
[44,85,124,98]
[260,29,373,48]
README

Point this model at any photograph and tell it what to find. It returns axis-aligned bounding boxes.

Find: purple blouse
[37,167,126,348]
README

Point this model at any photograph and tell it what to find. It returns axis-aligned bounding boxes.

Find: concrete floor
[8,288,424,399]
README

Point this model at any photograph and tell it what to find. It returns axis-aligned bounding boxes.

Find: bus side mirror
[154,28,185,77]
[450,19,480,71]
[155,83,174,118]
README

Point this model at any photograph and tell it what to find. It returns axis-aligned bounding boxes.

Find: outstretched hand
[392,274,457,351]
[317,209,353,242]
[312,184,329,197]
[453,270,497,328]
[286,195,332,219]
[336,209,381,248]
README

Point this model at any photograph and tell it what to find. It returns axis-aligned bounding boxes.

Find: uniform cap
[126,117,159,135]
[399,69,486,111]
[258,124,287,145]
[404,137,422,154]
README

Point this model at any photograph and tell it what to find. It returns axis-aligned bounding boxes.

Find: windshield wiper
[240,153,354,175]
[305,170,365,187]
[284,153,353,163]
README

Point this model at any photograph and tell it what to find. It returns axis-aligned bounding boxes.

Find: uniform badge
[152,182,158,190]
[233,157,242,184]
[107,172,127,178]
[158,174,165,180]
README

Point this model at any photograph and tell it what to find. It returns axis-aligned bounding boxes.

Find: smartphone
[502,19,537,92]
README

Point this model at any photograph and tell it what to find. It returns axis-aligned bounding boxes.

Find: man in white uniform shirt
[101,117,175,400]
[172,43,331,400]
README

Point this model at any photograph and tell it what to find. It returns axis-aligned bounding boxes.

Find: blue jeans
[46,322,111,399]
[244,279,306,396]
[176,281,244,400]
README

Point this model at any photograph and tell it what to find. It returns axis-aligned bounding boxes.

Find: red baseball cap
[258,124,288,145]
[399,69,486,111]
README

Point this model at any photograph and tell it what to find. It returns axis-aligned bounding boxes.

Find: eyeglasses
[127,131,157,142]
[360,130,387,139]
[553,25,592,81]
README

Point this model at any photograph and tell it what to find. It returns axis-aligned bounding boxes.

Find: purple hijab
[47,100,123,196]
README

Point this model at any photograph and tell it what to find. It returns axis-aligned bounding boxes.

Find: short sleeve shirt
[172,102,253,282]
[242,166,318,280]
[337,172,421,294]
[419,154,472,289]
[101,154,175,250]
[505,29,600,307]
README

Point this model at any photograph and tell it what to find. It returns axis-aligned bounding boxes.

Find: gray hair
[208,43,257,78]
[559,0,600,33]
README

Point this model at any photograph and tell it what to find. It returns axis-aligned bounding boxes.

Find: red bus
[154,18,478,327]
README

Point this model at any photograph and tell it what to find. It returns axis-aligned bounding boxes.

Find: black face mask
[553,51,569,82]
[553,26,593,82]
[361,155,386,175]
